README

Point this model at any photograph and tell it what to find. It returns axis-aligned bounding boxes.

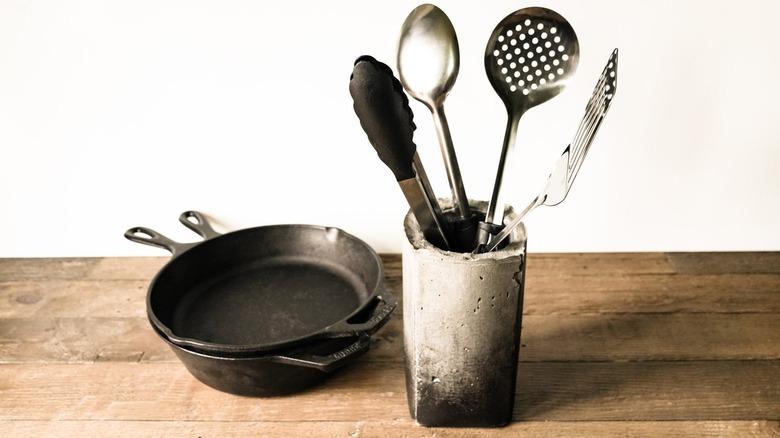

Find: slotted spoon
[476,7,579,246]
[477,48,619,253]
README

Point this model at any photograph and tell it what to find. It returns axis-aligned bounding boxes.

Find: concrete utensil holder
[402,201,527,427]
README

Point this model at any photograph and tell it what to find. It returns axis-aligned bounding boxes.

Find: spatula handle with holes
[349,56,451,250]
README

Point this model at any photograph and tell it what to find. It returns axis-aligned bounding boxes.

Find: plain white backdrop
[1,0,778,256]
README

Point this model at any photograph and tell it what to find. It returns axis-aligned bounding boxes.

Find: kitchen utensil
[350,55,451,250]
[478,49,618,253]
[476,7,579,246]
[398,4,475,249]
[124,210,396,355]
[154,323,370,396]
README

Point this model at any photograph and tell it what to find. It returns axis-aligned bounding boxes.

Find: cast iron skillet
[153,323,371,396]
[125,211,395,356]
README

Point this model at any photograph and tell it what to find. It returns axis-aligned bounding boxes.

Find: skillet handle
[321,290,397,337]
[179,211,221,240]
[269,335,371,372]
[124,227,192,257]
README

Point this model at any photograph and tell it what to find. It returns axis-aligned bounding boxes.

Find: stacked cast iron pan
[125,211,396,396]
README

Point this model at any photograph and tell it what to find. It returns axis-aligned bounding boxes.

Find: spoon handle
[432,106,478,251]
[477,110,521,246]
[431,105,469,219]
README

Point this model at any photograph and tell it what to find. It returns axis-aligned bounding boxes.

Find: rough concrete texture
[402,201,527,427]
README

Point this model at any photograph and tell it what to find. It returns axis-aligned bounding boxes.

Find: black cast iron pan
[125,211,395,356]
[153,323,371,396]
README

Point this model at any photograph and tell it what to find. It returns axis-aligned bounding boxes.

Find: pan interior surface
[169,256,366,345]
[147,225,383,350]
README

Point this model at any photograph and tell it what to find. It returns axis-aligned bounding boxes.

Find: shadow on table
[513,313,727,421]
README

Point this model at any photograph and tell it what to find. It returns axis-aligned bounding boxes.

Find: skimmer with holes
[476,7,579,246]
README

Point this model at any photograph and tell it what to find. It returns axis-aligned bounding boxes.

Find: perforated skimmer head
[484,7,579,113]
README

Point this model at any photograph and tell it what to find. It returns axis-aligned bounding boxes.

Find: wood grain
[0,257,167,281]
[527,252,676,275]
[524,273,780,314]
[0,361,778,422]
[0,280,148,318]
[667,252,780,274]
[3,420,778,438]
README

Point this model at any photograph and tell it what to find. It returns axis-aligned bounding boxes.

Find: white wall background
[1,0,778,257]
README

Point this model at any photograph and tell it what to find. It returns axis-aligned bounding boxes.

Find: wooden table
[1,253,778,437]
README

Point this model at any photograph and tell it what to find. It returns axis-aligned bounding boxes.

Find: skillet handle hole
[347,297,381,325]
[185,213,200,225]
[132,229,153,239]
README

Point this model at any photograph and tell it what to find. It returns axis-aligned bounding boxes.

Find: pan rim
[144,223,386,355]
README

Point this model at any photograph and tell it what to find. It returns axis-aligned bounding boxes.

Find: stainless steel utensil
[349,55,451,250]
[477,49,618,253]
[398,4,475,248]
[476,7,580,246]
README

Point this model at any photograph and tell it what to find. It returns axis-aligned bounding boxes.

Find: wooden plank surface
[0,253,778,436]
[3,420,779,438]
[0,361,778,421]
[667,252,780,274]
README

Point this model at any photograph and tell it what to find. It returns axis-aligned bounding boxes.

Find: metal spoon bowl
[398,4,459,109]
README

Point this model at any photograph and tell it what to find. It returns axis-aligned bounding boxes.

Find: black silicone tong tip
[352,56,417,132]
[349,55,419,182]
